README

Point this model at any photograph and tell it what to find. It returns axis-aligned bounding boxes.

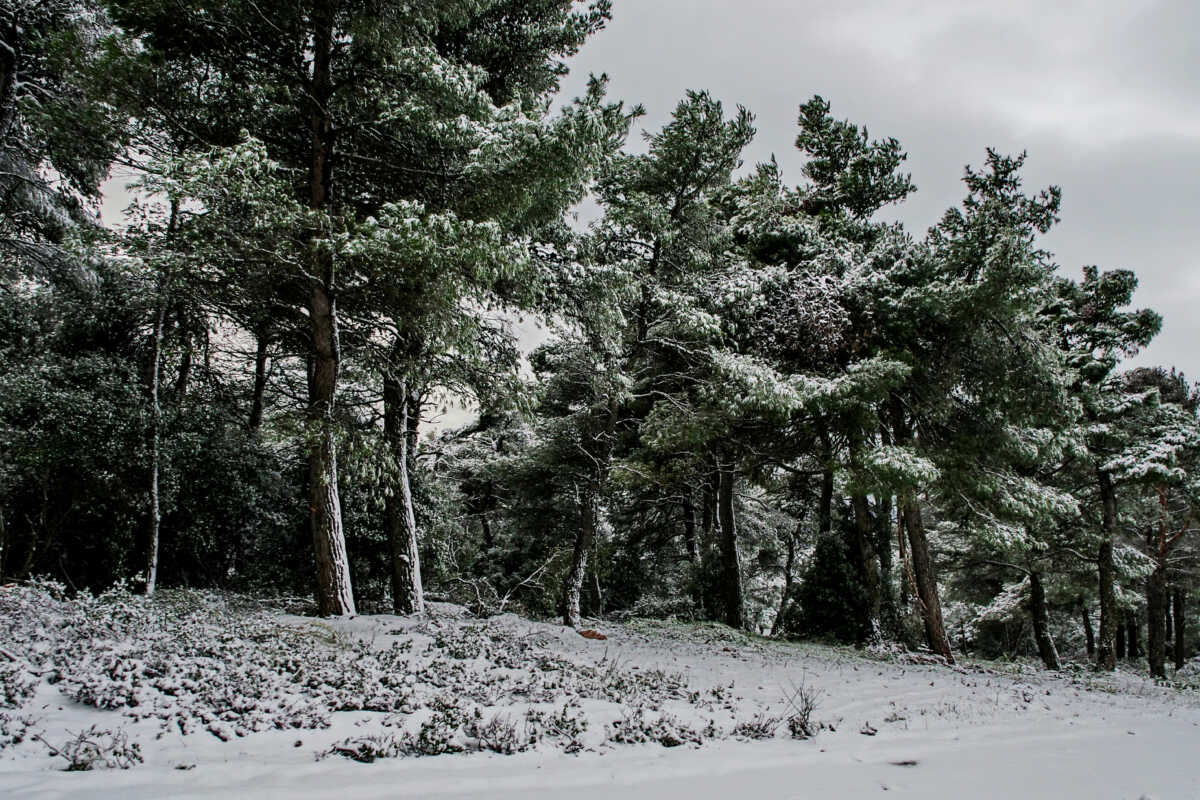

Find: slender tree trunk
[1029,571,1060,670]
[1081,600,1095,657]
[173,305,192,401]
[143,198,179,596]
[561,485,596,628]
[1173,589,1186,670]
[1147,564,1168,678]
[1096,470,1118,670]
[385,376,423,615]
[248,330,270,431]
[902,502,953,662]
[717,464,743,630]
[851,492,882,644]
[681,493,703,616]
[1165,595,1173,645]
[889,402,952,662]
[479,511,493,550]
[876,495,896,629]
[1127,615,1140,659]
[305,0,354,616]
[0,19,19,144]
[701,479,715,541]
[682,494,700,564]
[770,525,799,637]
[144,296,165,596]
[1116,619,1126,659]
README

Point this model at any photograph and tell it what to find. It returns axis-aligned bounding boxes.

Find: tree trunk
[143,197,179,597]
[717,465,743,630]
[1081,600,1095,657]
[851,492,882,644]
[1127,614,1140,659]
[682,494,700,564]
[561,486,596,628]
[1173,589,1186,670]
[248,329,270,431]
[1096,469,1118,670]
[770,524,798,637]
[701,479,715,542]
[1029,571,1060,670]
[1147,564,1168,678]
[173,305,192,402]
[876,494,896,630]
[902,501,953,662]
[305,0,354,616]
[888,400,951,661]
[479,512,494,551]
[1165,596,1173,646]
[0,18,19,144]
[1115,618,1126,659]
[385,376,423,615]
[144,293,165,596]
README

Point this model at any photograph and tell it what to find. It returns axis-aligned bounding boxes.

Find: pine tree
[106,0,623,614]
[1046,267,1162,669]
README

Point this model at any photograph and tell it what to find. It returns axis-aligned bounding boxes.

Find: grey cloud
[562,0,1199,378]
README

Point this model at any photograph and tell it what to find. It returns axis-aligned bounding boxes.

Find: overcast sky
[559,0,1199,378]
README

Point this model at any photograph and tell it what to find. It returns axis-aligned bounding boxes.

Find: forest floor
[1,586,1198,799]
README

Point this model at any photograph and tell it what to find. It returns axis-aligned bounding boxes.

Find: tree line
[2,0,1197,679]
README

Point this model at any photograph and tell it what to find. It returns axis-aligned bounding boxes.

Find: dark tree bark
[1029,571,1060,670]
[172,305,192,401]
[1115,619,1126,659]
[902,502,953,662]
[1127,614,1140,659]
[0,17,17,143]
[701,478,716,542]
[717,464,743,630]
[1081,600,1095,657]
[561,485,596,628]
[1095,469,1118,670]
[851,492,882,643]
[1173,589,1186,670]
[682,494,700,564]
[305,0,354,616]
[1147,566,1168,678]
[561,396,616,628]
[248,329,271,431]
[770,523,799,637]
[385,376,423,615]
[1165,596,1173,645]
[875,494,896,626]
[889,402,952,662]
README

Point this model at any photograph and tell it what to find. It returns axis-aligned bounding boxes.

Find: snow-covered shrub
[0,658,39,709]
[0,712,37,750]
[464,711,524,754]
[36,725,143,771]
[609,708,704,748]
[781,678,823,740]
[732,711,781,740]
[322,734,404,763]
[523,702,590,752]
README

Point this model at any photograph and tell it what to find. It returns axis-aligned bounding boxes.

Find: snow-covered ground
[2,588,1198,799]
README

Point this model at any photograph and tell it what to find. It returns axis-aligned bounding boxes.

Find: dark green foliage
[782,530,868,645]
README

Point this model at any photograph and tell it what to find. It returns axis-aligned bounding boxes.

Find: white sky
[559,0,1200,378]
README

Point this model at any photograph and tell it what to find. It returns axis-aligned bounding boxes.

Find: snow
[2,590,1198,799]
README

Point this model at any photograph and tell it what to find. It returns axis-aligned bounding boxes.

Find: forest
[3,0,1198,688]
